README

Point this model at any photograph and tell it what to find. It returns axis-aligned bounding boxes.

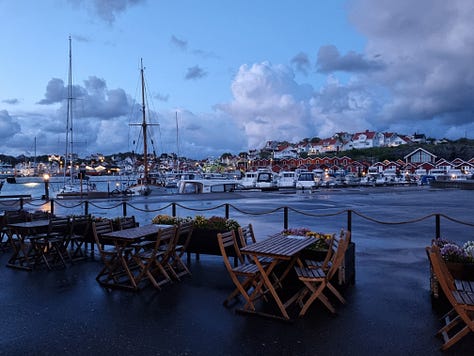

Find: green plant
[152,214,192,225]
[192,215,240,230]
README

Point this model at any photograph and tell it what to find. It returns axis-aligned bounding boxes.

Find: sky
[0,0,473,160]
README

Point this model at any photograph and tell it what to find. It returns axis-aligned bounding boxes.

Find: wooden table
[6,219,50,270]
[240,234,316,320]
[100,224,174,290]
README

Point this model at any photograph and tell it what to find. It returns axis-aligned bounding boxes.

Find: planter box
[185,228,240,258]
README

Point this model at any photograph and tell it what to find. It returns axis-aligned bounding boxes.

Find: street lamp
[42,173,50,200]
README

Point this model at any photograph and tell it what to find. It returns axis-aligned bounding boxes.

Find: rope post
[435,214,441,239]
[347,209,352,232]
[172,203,176,217]
[284,206,288,230]
[20,197,24,210]
[122,202,127,217]
[225,204,230,219]
[50,199,55,216]
[84,201,89,216]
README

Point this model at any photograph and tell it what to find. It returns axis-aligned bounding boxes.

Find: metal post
[84,201,89,216]
[122,202,127,216]
[225,204,230,219]
[20,197,24,210]
[50,199,55,216]
[284,206,288,230]
[172,202,176,217]
[347,209,352,232]
[435,214,441,239]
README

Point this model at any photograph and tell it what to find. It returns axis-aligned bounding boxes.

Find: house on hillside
[384,132,409,147]
[346,130,384,149]
[273,144,298,159]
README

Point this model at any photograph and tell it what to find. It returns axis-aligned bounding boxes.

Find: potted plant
[189,215,240,256]
[433,238,474,280]
[281,228,334,260]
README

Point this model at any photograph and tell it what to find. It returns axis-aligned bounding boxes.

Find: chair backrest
[91,220,113,251]
[49,216,71,235]
[5,210,28,224]
[326,230,350,280]
[426,245,457,300]
[119,216,137,230]
[238,224,257,247]
[318,233,336,270]
[71,215,91,236]
[154,226,177,257]
[217,230,242,270]
[176,221,193,250]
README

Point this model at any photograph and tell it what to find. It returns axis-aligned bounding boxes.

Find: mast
[64,36,73,185]
[176,111,179,173]
[140,58,148,184]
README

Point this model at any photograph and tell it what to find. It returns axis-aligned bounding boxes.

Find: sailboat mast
[140,58,148,184]
[64,36,73,184]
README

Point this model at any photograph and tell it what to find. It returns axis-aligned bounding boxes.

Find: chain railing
[1,197,471,239]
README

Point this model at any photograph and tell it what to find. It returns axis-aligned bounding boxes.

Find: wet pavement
[1,186,474,355]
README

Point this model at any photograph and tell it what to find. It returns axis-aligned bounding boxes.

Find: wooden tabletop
[101,224,174,241]
[8,219,50,229]
[241,234,315,259]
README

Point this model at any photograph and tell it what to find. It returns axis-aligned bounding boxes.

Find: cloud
[185,66,207,80]
[2,98,19,105]
[0,110,21,140]
[218,62,316,149]
[345,0,474,136]
[291,52,311,75]
[170,35,188,50]
[316,45,384,73]
[68,0,145,23]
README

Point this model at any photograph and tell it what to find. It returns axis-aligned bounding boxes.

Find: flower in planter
[192,215,240,231]
[151,214,192,226]
[463,241,474,259]
[440,243,470,263]
[281,227,334,250]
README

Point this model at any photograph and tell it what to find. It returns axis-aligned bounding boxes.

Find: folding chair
[426,245,474,350]
[293,230,350,316]
[238,224,273,265]
[92,220,122,287]
[217,230,261,309]
[1,210,28,251]
[30,217,71,269]
[69,215,91,261]
[304,233,336,271]
[167,221,193,280]
[134,226,176,289]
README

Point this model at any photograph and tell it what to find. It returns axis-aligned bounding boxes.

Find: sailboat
[128,59,166,196]
[57,37,98,199]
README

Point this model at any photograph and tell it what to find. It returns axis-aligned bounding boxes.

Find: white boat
[255,170,279,191]
[241,171,258,189]
[278,171,297,188]
[295,171,318,189]
[0,162,15,179]
[177,179,242,194]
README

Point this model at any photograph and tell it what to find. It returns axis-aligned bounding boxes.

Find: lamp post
[42,173,50,200]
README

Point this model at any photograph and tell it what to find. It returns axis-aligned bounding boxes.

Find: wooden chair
[167,221,193,279]
[217,230,261,309]
[118,216,137,230]
[30,216,71,269]
[92,220,122,287]
[304,233,336,271]
[1,210,28,251]
[238,224,273,265]
[68,215,91,261]
[426,245,474,350]
[134,226,176,289]
[293,230,350,316]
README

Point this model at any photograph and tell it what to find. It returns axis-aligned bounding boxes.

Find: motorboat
[295,171,318,190]
[241,171,258,189]
[278,171,297,188]
[177,179,242,194]
[255,170,279,191]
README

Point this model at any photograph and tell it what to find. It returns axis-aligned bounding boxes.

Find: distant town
[0,130,473,179]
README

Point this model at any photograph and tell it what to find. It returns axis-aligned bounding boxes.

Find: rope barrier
[50,200,84,209]
[287,206,348,218]
[88,201,123,210]
[352,210,437,225]
[437,213,474,228]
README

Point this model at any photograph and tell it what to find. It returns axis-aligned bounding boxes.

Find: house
[347,130,384,149]
[404,148,437,164]
[273,144,298,159]
[383,132,409,147]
